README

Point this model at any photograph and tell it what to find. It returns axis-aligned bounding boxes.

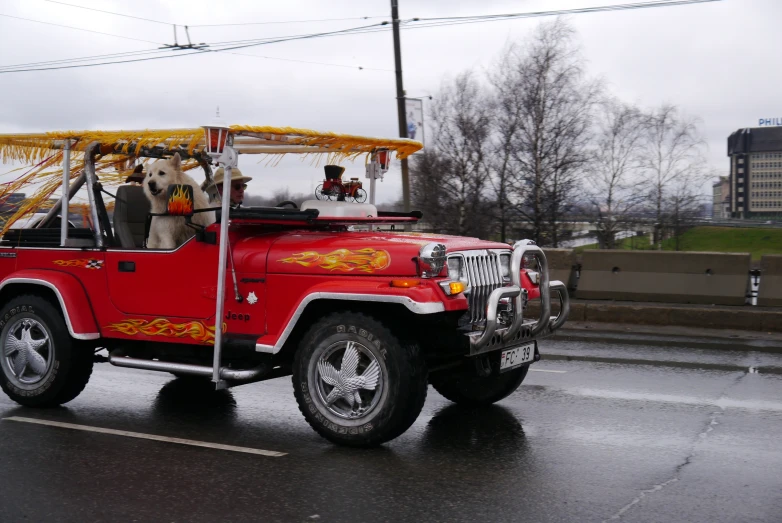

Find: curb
[528,300,782,333]
[549,321,782,352]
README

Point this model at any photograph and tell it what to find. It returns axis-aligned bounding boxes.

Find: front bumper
[466,240,570,355]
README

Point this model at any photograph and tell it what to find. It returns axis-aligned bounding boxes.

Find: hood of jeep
[265,231,510,276]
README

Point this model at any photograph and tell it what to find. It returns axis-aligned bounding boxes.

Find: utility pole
[391,0,410,212]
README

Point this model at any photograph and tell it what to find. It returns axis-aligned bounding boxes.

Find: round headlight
[419,242,446,278]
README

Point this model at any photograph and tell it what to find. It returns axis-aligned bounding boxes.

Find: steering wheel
[276,200,298,209]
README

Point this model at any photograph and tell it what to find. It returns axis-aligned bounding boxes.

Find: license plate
[500,343,535,371]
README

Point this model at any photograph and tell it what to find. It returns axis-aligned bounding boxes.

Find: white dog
[143,153,215,249]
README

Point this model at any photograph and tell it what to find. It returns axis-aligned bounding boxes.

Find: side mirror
[166,184,194,216]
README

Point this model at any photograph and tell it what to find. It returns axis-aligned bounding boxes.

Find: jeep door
[105,239,218,318]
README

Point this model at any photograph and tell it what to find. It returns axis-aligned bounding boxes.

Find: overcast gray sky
[0,0,779,204]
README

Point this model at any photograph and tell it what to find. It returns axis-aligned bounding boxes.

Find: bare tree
[410,150,453,233]
[587,100,646,249]
[661,179,709,251]
[487,50,525,243]
[543,92,596,246]
[415,72,492,237]
[490,19,599,247]
[640,104,705,248]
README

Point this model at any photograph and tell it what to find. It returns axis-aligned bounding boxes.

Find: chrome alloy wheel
[2,318,54,387]
[311,340,386,420]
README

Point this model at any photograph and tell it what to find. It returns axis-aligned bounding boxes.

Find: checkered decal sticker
[53,259,105,270]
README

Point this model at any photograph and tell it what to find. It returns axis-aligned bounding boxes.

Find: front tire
[0,295,94,407]
[292,312,427,447]
[430,365,529,406]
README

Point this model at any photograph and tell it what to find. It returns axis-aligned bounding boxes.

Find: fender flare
[0,270,100,340]
[256,283,446,354]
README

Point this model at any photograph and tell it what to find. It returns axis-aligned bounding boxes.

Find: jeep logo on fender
[225,311,251,322]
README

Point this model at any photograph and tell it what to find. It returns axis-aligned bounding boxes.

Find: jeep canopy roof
[0,125,423,163]
[0,125,423,233]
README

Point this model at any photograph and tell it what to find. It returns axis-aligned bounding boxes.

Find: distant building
[727,127,782,219]
[712,176,729,219]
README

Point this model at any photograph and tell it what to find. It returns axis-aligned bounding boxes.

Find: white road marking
[568,389,782,413]
[2,416,287,457]
[530,369,567,373]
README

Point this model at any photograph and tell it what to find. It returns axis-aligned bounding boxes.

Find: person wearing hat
[210,166,253,209]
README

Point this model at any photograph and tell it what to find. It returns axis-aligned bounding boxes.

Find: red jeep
[0,126,569,446]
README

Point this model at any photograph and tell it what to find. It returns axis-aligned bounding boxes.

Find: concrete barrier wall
[542,248,577,291]
[575,250,751,306]
[758,255,782,307]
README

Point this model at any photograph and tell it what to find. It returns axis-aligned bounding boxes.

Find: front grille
[457,250,507,325]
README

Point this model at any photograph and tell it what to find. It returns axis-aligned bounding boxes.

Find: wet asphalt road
[1,336,781,523]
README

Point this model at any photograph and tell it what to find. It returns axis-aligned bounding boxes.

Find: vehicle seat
[113,185,150,248]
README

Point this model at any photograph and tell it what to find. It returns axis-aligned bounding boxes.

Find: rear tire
[0,295,94,407]
[292,312,427,447]
[430,365,529,406]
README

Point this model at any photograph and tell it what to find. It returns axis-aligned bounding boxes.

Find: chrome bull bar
[468,240,570,352]
[548,280,570,333]
[467,285,522,350]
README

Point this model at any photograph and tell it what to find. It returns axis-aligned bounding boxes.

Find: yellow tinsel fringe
[0,125,423,165]
[0,125,423,236]
[0,155,199,237]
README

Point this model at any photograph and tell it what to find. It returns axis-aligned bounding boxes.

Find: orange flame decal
[106,318,225,345]
[53,259,104,269]
[278,248,390,273]
[167,185,193,215]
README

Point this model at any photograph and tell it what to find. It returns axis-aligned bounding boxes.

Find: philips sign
[758,117,782,126]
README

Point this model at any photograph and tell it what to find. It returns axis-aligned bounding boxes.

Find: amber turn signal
[448,281,466,295]
[391,279,421,288]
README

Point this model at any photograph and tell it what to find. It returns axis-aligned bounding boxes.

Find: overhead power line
[198,22,389,50]
[0,12,163,45]
[405,0,721,25]
[0,0,722,74]
[36,0,386,28]
[189,16,389,28]
[0,21,394,74]
[39,0,171,25]
[0,47,180,71]
[0,49,207,73]
[0,22,389,74]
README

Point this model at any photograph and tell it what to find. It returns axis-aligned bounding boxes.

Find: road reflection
[421,404,527,453]
[152,377,237,424]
